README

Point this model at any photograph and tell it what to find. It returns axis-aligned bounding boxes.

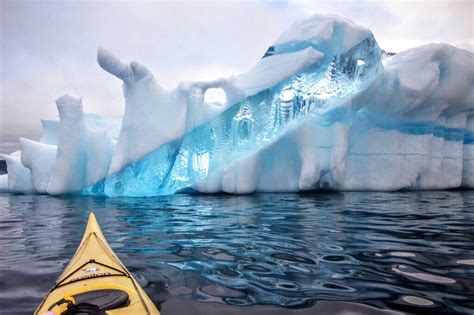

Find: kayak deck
[35,213,160,314]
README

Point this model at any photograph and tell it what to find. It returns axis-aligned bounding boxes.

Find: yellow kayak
[35,213,160,315]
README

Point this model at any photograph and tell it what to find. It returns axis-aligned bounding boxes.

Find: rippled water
[0,191,473,314]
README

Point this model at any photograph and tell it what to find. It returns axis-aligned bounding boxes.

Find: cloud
[1,1,290,153]
[0,0,472,154]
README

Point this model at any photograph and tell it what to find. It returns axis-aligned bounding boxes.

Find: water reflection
[0,191,473,314]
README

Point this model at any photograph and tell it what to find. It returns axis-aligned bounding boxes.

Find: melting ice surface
[1,14,473,196]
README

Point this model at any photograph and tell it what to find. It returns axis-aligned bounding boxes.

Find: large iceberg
[1,14,473,196]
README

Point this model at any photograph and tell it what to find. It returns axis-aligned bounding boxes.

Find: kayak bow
[35,213,160,314]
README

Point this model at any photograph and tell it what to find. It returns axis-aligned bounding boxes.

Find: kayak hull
[35,213,160,314]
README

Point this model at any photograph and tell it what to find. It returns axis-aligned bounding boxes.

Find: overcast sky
[1,0,473,154]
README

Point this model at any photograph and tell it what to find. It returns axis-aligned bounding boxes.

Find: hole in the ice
[356,59,366,66]
[204,88,226,105]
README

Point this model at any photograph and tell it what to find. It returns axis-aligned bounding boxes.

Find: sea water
[0,191,473,314]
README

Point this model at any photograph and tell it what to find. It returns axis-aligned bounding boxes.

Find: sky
[1,0,473,154]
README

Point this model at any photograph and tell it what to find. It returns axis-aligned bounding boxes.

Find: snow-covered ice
[2,14,473,196]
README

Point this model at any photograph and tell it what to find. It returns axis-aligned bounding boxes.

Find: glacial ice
[1,14,473,196]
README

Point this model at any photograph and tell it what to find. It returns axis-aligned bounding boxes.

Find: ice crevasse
[1,14,473,196]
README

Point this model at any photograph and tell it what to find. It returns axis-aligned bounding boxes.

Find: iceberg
[1,14,473,196]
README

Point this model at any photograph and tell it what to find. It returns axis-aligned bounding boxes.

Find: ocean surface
[0,191,473,314]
